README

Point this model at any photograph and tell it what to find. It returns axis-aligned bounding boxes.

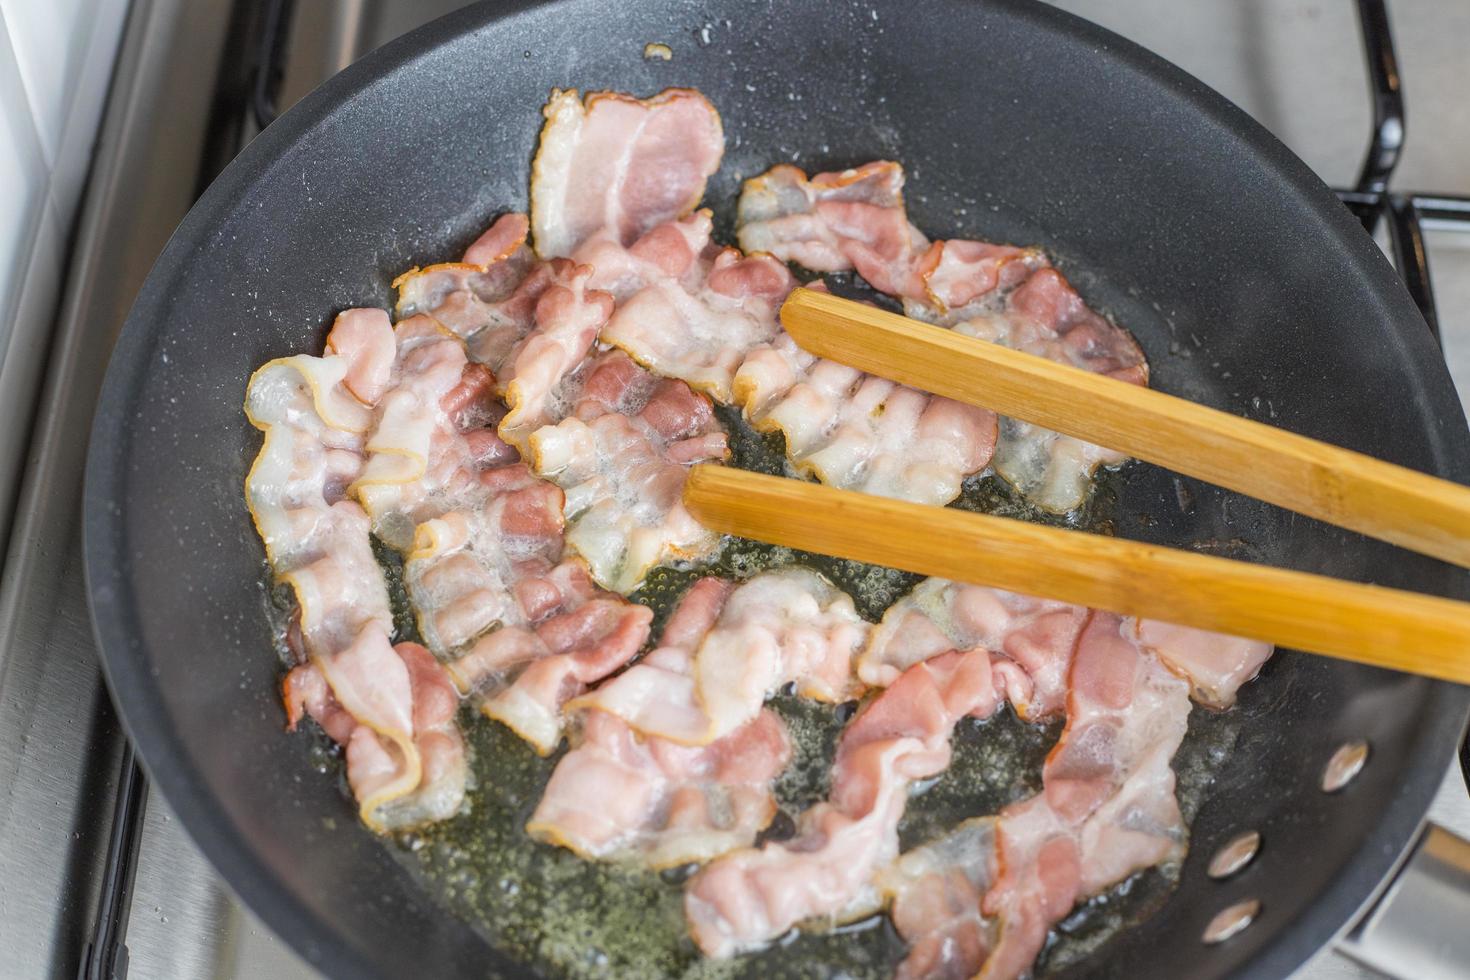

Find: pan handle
[1334,822,1470,979]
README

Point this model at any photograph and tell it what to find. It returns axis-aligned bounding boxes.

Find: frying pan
[83,1,1470,977]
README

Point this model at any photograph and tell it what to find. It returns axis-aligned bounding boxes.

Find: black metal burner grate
[75,0,1470,976]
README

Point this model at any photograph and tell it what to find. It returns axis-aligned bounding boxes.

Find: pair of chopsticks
[683,288,1470,684]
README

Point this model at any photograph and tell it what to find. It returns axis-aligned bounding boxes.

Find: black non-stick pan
[84,1,1470,977]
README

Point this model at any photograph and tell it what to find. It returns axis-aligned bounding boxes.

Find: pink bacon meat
[975,614,1192,980]
[403,463,652,754]
[864,577,1271,711]
[528,578,793,867]
[530,88,724,259]
[567,567,865,746]
[684,647,1005,957]
[284,640,467,830]
[736,161,929,296]
[247,309,466,831]
[580,209,798,403]
[858,578,1090,719]
[528,350,728,593]
[735,159,1149,512]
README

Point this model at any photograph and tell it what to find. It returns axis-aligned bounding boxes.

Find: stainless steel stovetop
[2,1,1467,977]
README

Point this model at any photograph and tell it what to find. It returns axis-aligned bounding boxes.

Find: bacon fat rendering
[241,85,1268,980]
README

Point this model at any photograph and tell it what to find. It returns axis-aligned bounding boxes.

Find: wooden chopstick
[684,465,1470,684]
[781,287,1470,569]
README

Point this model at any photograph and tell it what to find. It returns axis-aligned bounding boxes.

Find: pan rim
[83,1,1470,978]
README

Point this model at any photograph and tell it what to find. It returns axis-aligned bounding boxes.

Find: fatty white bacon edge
[567,567,865,746]
[684,647,1004,957]
[527,578,795,868]
[246,308,465,831]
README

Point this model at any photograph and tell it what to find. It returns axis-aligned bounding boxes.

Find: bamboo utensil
[780,287,1470,569]
[683,465,1470,684]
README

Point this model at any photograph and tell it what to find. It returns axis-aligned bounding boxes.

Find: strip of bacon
[858,578,1088,720]
[528,351,728,593]
[403,473,652,754]
[346,302,652,756]
[284,640,467,830]
[246,309,447,831]
[733,328,999,506]
[918,268,1148,513]
[976,613,1191,980]
[1132,619,1272,708]
[877,818,998,980]
[529,709,791,868]
[528,578,792,866]
[581,210,798,403]
[531,88,724,259]
[684,647,1002,957]
[736,161,928,296]
[864,577,1272,713]
[735,160,1151,513]
[569,567,865,745]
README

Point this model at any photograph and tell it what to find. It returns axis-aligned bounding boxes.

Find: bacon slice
[736,160,1150,512]
[735,161,928,296]
[528,578,792,866]
[859,578,1088,720]
[531,88,723,259]
[685,648,1002,957]
[919,268,1149,512]
[1133,619,1272,708]
[285,640,467,830]
[246,310,457,831]
[528,351,727,593]
[735,329,999,505]
[863,577,1270,712]
[570,568,864,744]
[878,818,998,980]
[405,483,652,753]
[347,303,653,755]
[529,708,791,868]
[448,561,653,752]
[977,614,1191,980]
[245,312,393,657]
[583,210,798,402]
